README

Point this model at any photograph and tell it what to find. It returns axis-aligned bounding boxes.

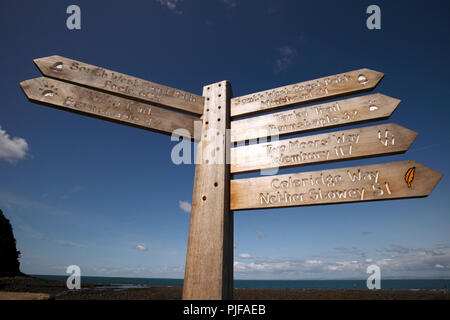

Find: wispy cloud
[384,244,410,254]
[60,185,82,200]
[237,253,253,259]
[155,0,183,14]
[256,230,266,239]
[0,188,72,217]
[274,46,298,73]
[220,0,237,8]
[57,240,87,248]
[333,246,367,259]
[179,200,191,213]
[17,224,87,248]
[134,244,149,252]
[0,126,29,163]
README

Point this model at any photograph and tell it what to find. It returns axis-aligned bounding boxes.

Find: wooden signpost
[20,56,442,300]
[230,161,442,210]
[20,77,198,139]
[231,123,417,173]
[230,93,400,142]
[33,55,204,116]
[231,68,384,117]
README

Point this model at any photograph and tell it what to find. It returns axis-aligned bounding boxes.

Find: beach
[0,276,449,300]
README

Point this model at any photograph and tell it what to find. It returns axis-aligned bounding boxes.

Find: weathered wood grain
[231,68,384,117]
[231,93,400,142]
[231,123,417,174]
[230,160,442,210]
[183,81,233,300]
[34,55,204,116]
[20,77,198,139]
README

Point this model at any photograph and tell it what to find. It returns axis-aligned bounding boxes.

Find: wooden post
[182,81,233,300]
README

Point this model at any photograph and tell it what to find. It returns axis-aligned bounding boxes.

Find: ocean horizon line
[29,275,450,291]
[29,274,450,281]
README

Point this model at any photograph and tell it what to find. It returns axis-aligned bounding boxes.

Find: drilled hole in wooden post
[202,196,207,201]
[214,182,218,187]
[218,106,221,109]
[205,121,209,125]
[218,94,222,97]
[217,118,221,122]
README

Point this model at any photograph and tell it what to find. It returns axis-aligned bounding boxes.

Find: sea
[32,275,449,291]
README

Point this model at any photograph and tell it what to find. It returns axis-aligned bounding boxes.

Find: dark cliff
[0,209,22,276]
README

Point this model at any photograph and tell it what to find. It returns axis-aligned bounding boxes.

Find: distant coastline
[31,274,450,291]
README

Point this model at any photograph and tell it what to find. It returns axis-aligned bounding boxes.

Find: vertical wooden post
[182,81,233,300]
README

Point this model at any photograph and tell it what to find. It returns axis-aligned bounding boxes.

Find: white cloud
[274,46,298,73]
[0,126,29,163]
[233,244,450,279]
[306,260,322,265]
[179,200,191,213]
[134,244,149,252]
[237,253,253,259]
[156,0,183,14]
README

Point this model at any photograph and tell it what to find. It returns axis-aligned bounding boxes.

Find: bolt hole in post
[218,106,221,109]
[202,196,207,201]
[214,182,218,187]
[217,118,221,122]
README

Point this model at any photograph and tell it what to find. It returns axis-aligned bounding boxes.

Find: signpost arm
[182,81,233,300]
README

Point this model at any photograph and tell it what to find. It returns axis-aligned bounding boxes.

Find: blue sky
[0,0,449,280]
